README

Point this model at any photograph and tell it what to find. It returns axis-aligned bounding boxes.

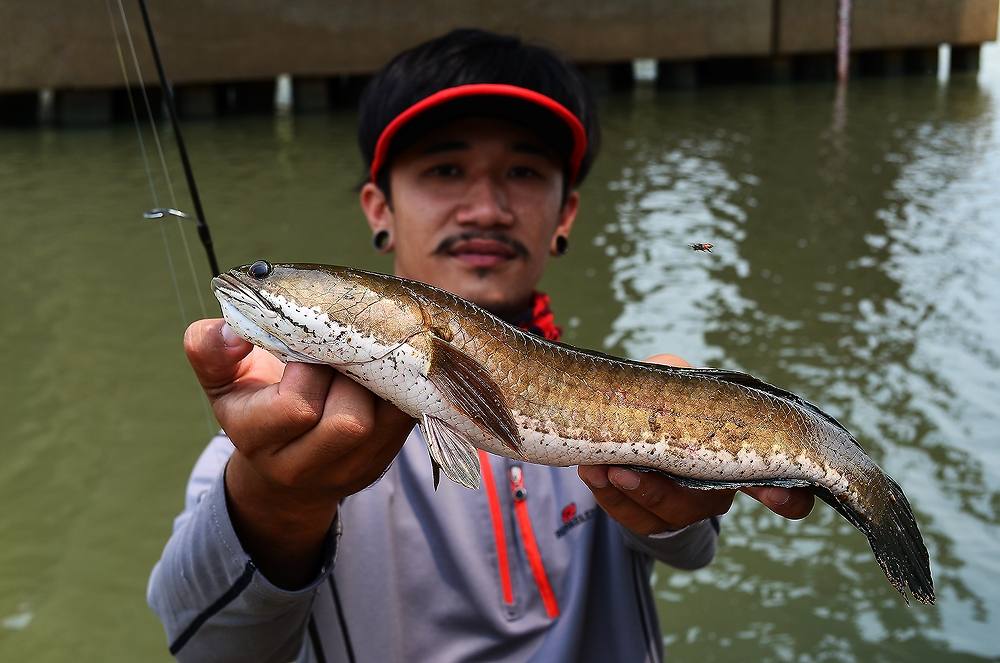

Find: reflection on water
[600,50,1000,661]
[2,47,999,662]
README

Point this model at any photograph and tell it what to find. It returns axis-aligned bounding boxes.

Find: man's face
[361,116,579,319]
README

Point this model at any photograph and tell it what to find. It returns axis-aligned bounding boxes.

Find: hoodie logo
[555,502,597,538]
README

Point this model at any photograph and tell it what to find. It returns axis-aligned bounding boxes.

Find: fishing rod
[135,0,221,277]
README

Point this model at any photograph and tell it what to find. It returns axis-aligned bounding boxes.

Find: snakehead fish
[211,260,935,605]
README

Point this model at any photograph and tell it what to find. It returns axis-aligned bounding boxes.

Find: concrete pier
[0,0,996,123]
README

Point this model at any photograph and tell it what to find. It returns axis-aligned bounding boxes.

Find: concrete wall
[0,0,997,93]
[778,0,999,53]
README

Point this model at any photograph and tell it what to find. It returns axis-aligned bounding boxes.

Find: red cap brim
[369,83,587,186]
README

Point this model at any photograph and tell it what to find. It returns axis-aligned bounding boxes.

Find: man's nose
[455,175,514,227]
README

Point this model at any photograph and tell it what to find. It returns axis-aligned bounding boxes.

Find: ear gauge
[373,229,392,253]
[552,235,569,257]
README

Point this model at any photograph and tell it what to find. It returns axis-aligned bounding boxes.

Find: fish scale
[212,261,935,605]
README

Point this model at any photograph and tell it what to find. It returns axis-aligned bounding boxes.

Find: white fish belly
[328,338,503,451]
[507,414,837,490]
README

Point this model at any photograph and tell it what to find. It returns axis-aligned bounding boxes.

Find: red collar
[516,291,562,342]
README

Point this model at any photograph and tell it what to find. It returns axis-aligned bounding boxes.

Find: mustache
[433,231,530,259]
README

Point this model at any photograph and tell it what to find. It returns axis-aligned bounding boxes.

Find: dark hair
[357,28,600,195]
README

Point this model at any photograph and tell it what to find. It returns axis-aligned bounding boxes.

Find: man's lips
[450,241,513,268]
[451,238,516,256]
[436,234,527,269]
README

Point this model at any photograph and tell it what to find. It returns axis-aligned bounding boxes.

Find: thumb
[184,318,253,393]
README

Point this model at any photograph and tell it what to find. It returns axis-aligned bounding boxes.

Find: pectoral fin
[427,336,524,458]
[420,414,481,490]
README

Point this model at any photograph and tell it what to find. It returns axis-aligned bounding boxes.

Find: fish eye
[248,260,272,279]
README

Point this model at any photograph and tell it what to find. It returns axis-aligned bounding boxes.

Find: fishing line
[135,0,220,280]
[114,0,210,320]
[106,0,217,435]
[105,0,189,325]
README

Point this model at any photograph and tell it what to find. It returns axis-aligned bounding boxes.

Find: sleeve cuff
[209,463,342,602]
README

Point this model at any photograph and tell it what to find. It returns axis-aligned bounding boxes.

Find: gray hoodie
[148,429,719,662]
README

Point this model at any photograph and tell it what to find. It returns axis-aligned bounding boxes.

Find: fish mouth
[211,273,271,313]
[211,272,315,363]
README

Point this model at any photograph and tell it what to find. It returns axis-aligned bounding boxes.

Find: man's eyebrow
[420,140,468,155]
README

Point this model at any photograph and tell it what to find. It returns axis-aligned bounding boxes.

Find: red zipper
[508,465,560,619]
[479,450,514,605]
[479,453,561,619]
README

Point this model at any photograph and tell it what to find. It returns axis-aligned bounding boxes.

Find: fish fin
[427,336,524,458]
[623,465,813,490]
[814,480,935,606]
[624,466,936,605]
[420,414,482,490]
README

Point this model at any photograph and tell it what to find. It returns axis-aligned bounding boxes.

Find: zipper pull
[509,465,527,502]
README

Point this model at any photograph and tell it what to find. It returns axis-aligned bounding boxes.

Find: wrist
[225,452,339,588]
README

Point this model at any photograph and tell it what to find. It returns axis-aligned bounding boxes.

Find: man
[149,29,812,662]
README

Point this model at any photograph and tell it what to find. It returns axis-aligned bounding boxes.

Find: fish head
[211,261,424,365]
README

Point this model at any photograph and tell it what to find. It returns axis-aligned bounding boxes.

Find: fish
[212,260,935,605]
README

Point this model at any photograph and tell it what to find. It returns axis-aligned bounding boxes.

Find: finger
[373,396,417,441]
[578,466,673,535]
[184,319,254,394]
[221,363,336,456]
[325,383,414,469]
[264,369,370,484]
[369,397,418,467]
[643,353,691,368]
[275,375,413,483]
[742,486,815,520]
[283,371,378,461]
[244,345,286,381]
[578,465,610,489]
[333,395,415,495]
[264,363,338,442]
[319,376,414,452]
[277,363,339,416]
[607,467,735,530]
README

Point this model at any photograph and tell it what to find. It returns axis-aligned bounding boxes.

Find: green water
[2,48,999,661]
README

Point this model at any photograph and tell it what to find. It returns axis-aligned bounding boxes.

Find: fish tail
[816,472,935,605]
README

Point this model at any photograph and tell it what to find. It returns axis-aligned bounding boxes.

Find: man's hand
[184,318,414,587]
[578,353,814,536]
